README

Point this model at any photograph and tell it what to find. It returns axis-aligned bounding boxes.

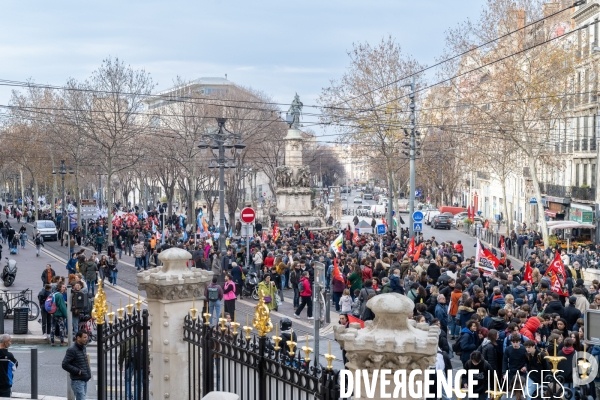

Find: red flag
[484,220,490,229]
[382,217,387,228]
[500,236,506,257]
[413,243,423,262]
[332,258,343,282]
[545,251,569,296]
[273,222,280,240]
[347,314,365,328]
[407,237,415,257]
[353,229,359,243]
[261,230,267,242]
[482,249,501,268]
[524,261,533,284]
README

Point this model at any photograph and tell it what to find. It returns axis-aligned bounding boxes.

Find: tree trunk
[501,176,511,236]
[19,169,24,212]
[75,163,81,228]
[529,156,549,248]
[107,158,113,244]
[34,178,39,221]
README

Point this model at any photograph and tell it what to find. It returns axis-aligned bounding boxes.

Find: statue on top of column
[287,93,303,129]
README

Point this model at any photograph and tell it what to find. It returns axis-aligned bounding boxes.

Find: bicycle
[1,288,40,321]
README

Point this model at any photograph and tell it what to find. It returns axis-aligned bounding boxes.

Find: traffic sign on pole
[241,224,254,237]
[412,211,424,223]
[413,222,423,232]
[240,207,256,224]
[376,224,386,235]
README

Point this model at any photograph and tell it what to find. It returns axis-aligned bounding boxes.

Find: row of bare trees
[0,58,343,241]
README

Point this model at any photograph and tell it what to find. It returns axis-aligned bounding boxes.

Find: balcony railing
[571,186,596,201]
[543,183,570,197]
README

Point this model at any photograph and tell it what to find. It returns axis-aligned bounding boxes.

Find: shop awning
[546,220,568,226]
[544,210,557,218]
[548,222,596,232]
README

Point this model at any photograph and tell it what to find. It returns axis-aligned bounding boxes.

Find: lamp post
[197,118,245,276]
[53,160,74,247]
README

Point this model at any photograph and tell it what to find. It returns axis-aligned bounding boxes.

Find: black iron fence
[95,286,150,400]
[183,314,340,400]
[571,186,596,202]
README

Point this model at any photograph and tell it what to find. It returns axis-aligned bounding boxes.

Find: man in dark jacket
[62,331,91,399]
[66,252,78,275]
[41,264,56,285]
[204,276,224,326]
[544,293,565,318]
[525,339,549,397]
[389,269,404,294]
[461,351,492,398]
[458,321,479,367]
[434,295,448,332]
[563,296,582,329]
[427,262,441,283]
[0,334,17,397]
[502,333,528,392]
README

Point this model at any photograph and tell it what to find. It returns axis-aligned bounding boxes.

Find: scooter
[242,271,259,300]
[2,258,17,287]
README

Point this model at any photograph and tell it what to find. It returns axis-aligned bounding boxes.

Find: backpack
[452,333,463,355]
[35,237,42,246]
[207,286,219,301]
[298,280,305,293]
[45,293,57,314]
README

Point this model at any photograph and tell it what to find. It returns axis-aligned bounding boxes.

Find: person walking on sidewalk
[204,276,224,326]
[41,264,56,285]
[0,334,18,398]
[133,241,145,271]
[18,225,26,249]
[37,284,52,339]
[293,271,313,320]
[62,331,91,400]
[50,283,69,346]
[34,232,44,257]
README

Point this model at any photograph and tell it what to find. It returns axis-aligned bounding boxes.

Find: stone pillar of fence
[138,247,214,400]
[333,293,439,400]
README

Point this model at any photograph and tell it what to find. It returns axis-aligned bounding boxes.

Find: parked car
[353,197,363,204]
[431,215,452,230]
[356,205,372,216]
[341,195,348,201]
[34,220,58,241]
[363,193,374,200]
[424,210,440,225]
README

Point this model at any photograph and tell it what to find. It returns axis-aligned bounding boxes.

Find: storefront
[570,203,594,223]
[543,196,569,221]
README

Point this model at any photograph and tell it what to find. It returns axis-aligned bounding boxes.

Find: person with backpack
[49,283,68,346]
[454,320,480,367]
[38,284,52,339]
[357,279,376,319]
[293,271,313,320]
[0,334,18,398]
[118,325,145,400]
[34,232,44,257]
[204,276,223,326]
[223,274,236,317]
[62,331,91,400]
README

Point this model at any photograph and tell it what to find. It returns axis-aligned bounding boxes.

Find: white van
[34,220,58,241]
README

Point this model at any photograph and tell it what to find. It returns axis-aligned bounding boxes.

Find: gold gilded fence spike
[91,279,107,325]
[252,290,273,337]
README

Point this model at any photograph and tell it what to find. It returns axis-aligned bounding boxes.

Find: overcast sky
[1,0,485,137]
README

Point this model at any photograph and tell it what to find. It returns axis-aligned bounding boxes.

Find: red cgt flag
[544,251,569,296]
[413,243,423,262]
[407,237,416,257]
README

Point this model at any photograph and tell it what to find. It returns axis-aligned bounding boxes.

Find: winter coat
[435,303,449,328]
[462,359,492,394]
[457,306,475,329]
[490,294,506,308]
[41,268,56,285]
[389,274,403,294]
[520,317,541,342]
[62,343,91,381]
[544,300,565,318]
[478,339,498,372]
[258,281,277,310]
[563,305,582,329]
[347,271,363,292]
[574,293,590,314]
[399,260,411,279]
[526,349,550,384]
[449,289,462,317]
[299,277,312,297]
[82,261,98,283]
[458,328,478,364]
[339,295,353,313]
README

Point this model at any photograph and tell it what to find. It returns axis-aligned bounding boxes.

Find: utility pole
[408,76,417,238]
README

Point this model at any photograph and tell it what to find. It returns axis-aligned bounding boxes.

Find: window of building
[583,164,588,186]
[593,163,597,187]
[576,163,580,187]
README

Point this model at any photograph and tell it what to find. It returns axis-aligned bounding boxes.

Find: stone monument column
[334,293,439,400]
[138,248,213,400]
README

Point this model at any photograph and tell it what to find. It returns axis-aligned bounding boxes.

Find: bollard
[0,299,4,334]
[30,347,37,399]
